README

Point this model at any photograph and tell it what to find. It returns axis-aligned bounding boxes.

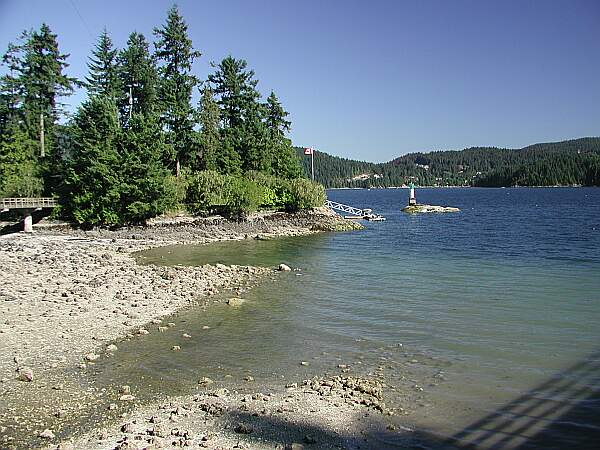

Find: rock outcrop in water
[401,204,460,214]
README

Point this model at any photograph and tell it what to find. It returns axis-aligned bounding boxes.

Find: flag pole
[311,148,314,181]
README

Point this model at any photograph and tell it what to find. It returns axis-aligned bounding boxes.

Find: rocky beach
[0,209,410,450]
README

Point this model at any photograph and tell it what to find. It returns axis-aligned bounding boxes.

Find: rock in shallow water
[226,297,245,307]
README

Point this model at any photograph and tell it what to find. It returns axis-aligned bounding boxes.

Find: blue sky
[1,0,599,162]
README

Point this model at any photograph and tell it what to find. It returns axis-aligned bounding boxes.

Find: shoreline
[0,209,410,450]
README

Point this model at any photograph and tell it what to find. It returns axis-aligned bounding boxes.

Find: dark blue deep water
[129,188,600,449]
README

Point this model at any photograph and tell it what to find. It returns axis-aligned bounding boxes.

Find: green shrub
[186,170,325,217]
[226,176,263,218]
[285,178,326,211]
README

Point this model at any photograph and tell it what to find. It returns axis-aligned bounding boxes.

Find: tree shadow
[226,408,445,450]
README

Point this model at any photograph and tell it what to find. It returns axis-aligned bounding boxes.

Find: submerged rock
[227,297,246,307]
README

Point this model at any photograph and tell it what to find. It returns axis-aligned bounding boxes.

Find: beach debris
[234,423,253,434]
[198,377,213,386]
[304,435,317,444]
[17,367,33,382]
[84,353,100,362]
[38,429,55,439]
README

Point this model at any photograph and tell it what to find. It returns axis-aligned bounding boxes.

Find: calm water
[99,188,600,449]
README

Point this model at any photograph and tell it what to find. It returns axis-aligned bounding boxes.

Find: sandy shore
[0,209,415,450]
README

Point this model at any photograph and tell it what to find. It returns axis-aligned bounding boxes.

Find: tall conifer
[1,23,78,192]
[153,5,200,175]
[117,32,158,125]
[86,29,120,99]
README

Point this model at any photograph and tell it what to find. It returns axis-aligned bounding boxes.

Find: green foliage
[154,5,200,174]
[117,32,158,125]
[1,11,326,230]
[297,138,600,188]
[208,56,270,173]
[62,98,175,227]
[186,170,261,217]
[286,178,326,211]
[0,120,44,197]
[117,114,177,223]
[86,29,120,99]
[187,170,324,217]
[1,23,78,193]
[197,85,220,171]
[63,96,121,226]
[265,91,302,179]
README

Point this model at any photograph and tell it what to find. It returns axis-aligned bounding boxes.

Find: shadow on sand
[223,351,600,449]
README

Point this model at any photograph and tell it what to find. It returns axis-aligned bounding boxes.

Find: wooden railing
[0,197,58,210]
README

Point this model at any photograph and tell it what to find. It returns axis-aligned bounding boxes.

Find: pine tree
[0,117,43,197]
[153,5,200,175]
[1,23,78,193]
[265,92,302,179]
[86,29,120,99]
[118,113,176,223]
[117,32,158,125]
[197,85,220,171]
[208,56,269,172]
[63,96,121,226]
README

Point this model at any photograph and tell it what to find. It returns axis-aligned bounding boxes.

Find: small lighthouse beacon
[408,182,417,206]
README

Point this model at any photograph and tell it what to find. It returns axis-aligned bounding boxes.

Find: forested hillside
[296,138,600,188]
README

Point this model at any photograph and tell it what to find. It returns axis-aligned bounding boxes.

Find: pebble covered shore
[0,209,412,450]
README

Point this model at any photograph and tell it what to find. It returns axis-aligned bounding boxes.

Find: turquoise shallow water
[110,188,600,448]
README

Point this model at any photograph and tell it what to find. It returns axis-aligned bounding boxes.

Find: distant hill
[296,137,600,188]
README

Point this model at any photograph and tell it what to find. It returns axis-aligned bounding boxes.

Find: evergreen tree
[265,92,302,179]
[117,113,176,223]
[0,117,43,197]
[117,32,158,125]
[63,97,121,226]
[1,23,78,193]
[208,56,269,172]
[86,29,120,99]
[196,85,220,171]
[153,5,200,175]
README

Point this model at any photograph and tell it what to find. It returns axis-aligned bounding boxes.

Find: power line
[68,0,94,40]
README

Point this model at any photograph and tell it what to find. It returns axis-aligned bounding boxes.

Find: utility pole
[39,112,45,157]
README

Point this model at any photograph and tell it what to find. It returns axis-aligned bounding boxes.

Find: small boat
[364,213,386,221]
